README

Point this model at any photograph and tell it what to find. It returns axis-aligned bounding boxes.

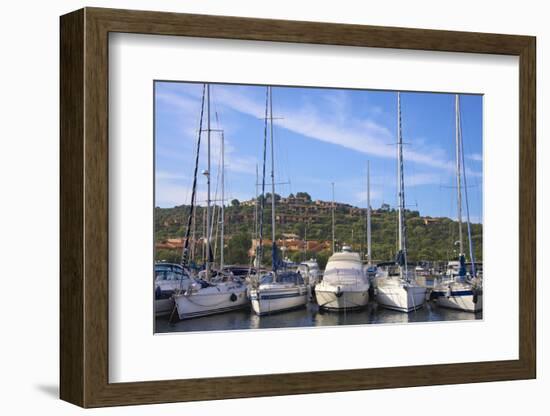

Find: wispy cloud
[155,180,251,208]
[405,173,443,187]
[156,170,188,181]
[355,188,383,204]
[211,86,460,173]
[155,183,198,208]
[468,153,483,162]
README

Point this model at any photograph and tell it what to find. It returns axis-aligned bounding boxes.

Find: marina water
[156,301,482,333]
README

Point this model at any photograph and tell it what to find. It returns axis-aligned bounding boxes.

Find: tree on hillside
[226,232,251,265]
[296,192,312,202]
[231,198,240,207]
[265,192,281,202]
[155,249,180,263]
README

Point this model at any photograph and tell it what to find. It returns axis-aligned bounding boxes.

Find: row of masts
[182,84,226,274]
[183,87,472,279]
[394,92,476,280]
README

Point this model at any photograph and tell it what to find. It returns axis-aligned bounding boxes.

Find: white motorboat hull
[174,285,249,319]
[250,286,307,315]
[376,283,426,312]
[432,282,482,312]
[315,282,369,310]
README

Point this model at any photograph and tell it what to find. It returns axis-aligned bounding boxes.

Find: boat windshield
[154,264,188,281]
[323,268,367,285]
[260,272,304,285]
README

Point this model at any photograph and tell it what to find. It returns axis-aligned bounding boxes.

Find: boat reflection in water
[156,301,481,333]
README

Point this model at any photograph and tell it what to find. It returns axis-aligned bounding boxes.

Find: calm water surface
[156,301,482,333]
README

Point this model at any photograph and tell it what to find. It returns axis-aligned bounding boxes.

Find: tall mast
[220,131,225,270]
[257,88,270,273]
[253,164,259,267]
[205,84,211,278]
[269,86,277,273]
[458,95,477,278]
[191,193,196,262]
[331,182,335,254]
[202,208,206,263]
[396,92,408,279]
[455,94,464,256]
[367,160,372,266]
[180,84,206,269]
[303,226,308,261]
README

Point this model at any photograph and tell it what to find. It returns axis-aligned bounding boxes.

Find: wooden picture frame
[60,7,536,408]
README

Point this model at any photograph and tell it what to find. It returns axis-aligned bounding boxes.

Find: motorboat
[154,262,191,316]
[315,247,370,310]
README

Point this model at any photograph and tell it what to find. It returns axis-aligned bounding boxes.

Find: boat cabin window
[278,272,305,285]
[260,274,274,285]
[154,265,188,281]
[260,272,304,285]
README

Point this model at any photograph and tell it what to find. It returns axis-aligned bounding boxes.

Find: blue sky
[154,82,483,223]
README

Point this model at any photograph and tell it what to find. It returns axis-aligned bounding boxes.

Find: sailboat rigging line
[396,92,409,280]
[210,135,223,265]
[180,84,206,270]
[455,95,464,256]
[458,96,477,278]
[367,161,372,266]
[269,86,278,273]
[257,87,270,273]
[331,182,335,254]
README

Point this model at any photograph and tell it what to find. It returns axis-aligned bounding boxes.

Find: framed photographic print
[60,7,536,408]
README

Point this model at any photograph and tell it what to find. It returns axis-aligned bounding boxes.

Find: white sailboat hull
[432,281,482,312]
[250,285,307,315]
[375,280,426,312]
[174,284,249,319]
[315,282,369,310]
[434,293,482,312]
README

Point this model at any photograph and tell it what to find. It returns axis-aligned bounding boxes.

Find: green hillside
[155,192,482,268]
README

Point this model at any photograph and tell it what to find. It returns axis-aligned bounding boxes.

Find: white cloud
[156,170,188,181]
[355,188,383,204]
[468,153,483,162]
[155,183,199,208]
[212,86,460,173]
[157,84,481,181]
[406,172,442,187]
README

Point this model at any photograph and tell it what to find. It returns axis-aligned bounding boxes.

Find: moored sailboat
[432,94,482,312]
[173,83,248,320]
[249,86,308,315]
[375,92,427,312]
[154,262,192,316]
